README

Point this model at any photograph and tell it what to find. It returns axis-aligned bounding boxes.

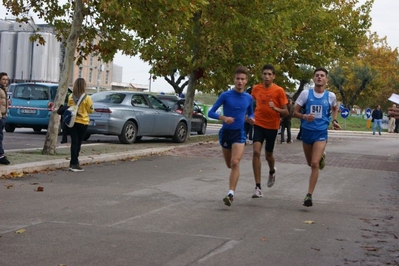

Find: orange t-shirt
[251,83,288,130]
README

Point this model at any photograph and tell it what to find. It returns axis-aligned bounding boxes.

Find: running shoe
[69,164,84,172]
[0,156,10,165]
[252,187,263,198]
[223,194,234,206]
[267,168,276,188]
[319,152,326,170]
[303,194,313,207]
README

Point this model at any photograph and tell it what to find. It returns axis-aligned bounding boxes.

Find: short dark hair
[314,67,328,75]
[0,72,8,79]
[235,66,248,76]
[262,64,275,74]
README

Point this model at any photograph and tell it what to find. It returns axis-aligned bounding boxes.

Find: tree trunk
[42,0,84,155]
[293,79,307,101]
[181,10,201,137]
[164,71,188,95]
[184,72,197,120]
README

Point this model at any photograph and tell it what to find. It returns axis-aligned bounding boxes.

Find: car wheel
[33,127,42,133]
[118,121,137,144]
[172,121,188,143]
[83,133,91,141]
[4,123,15,133]
[197,121,207,135]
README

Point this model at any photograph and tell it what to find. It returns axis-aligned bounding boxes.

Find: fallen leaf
[35,186,44,192]
[362,246,378,252]
[6,184,14,189]
[261,237,267,241]
[311,247,321,251]
[10,172,24,178]
[304,220,315,224]
[15,229,26,234]
[30,183,39,185]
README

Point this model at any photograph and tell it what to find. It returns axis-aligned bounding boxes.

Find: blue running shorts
[301,128,328,145]
[219,128,246,149]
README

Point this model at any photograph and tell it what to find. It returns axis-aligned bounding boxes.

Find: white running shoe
[252,187,263,198]
[267,168,276,188]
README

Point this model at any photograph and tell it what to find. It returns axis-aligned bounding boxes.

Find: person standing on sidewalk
[280,98,293,144]
[61,90,71,144]
[0,72,10,165]
[251,64,288,198]
[208,66,254,206]
[389,105,399,133]
[388,105,399,121]
[68,78,94,172]
[244,86,254,144]
[293,67,341,207]
[371,105,383,135]
[387,104,396,133]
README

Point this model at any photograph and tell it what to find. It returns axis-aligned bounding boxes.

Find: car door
[146,95,176,135]
[191,103,205,131]
[130,94,156,135]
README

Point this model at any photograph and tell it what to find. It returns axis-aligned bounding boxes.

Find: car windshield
[91,92,126,104]
[159,98,177,108]
[13,85,51,100]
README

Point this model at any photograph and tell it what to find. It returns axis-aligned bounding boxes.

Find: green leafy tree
[137,0,372,118]
[329,33,399,111]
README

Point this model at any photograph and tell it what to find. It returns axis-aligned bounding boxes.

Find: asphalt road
[3,124,222,150]
[1,132,398,265]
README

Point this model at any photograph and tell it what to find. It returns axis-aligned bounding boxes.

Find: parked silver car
[84,91,190,144]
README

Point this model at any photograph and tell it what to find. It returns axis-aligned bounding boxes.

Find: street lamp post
[149,74,152,93]
[97,63,103,93]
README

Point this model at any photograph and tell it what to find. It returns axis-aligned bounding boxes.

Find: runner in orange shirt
[251,64,288,198]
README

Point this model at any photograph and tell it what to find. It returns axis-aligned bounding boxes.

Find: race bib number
[310,105,322,118]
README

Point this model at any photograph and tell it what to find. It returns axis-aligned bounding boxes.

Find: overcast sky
[1,1,398,93]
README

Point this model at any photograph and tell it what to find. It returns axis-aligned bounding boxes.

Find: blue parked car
[5,83,65,133]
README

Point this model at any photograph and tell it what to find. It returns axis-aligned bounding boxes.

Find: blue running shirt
[208,89,254,130]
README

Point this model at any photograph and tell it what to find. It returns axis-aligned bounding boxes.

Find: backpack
[63,94,86,128]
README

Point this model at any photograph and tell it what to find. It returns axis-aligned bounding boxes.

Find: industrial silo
[15,31,33,81]
[13,21,35,32]
[0,20,13,31]
[47,33,61,82]
[0,31,18,80]
[31,32,51,82]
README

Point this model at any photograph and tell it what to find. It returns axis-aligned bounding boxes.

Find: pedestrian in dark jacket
[371,104,383,135]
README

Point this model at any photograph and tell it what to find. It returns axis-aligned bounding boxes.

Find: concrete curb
[0,142,205,177]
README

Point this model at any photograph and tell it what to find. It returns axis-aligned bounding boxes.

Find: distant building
[112,64,123,83]
[111,81,149,92]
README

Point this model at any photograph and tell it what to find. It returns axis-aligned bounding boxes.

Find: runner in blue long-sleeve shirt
[208,66,254,206]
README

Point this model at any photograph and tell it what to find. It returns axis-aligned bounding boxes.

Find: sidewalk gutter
[0,142,204,177]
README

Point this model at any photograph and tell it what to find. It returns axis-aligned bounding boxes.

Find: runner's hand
[247,118,255,125]
[224,117,235,124]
